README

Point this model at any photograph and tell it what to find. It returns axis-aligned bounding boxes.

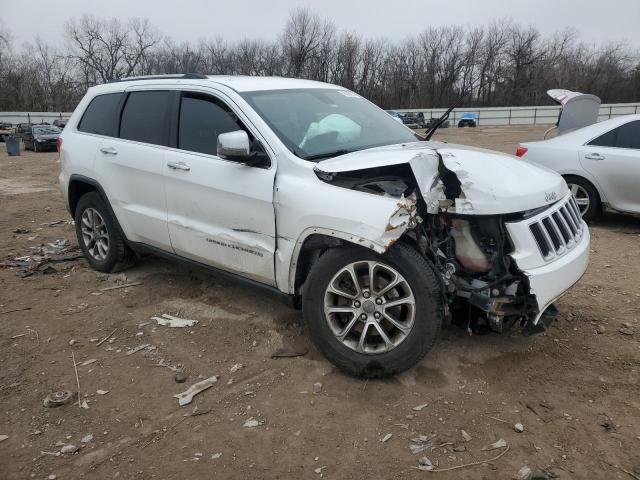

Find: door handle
[167,161,191,171]
[584,152,605,161]
[100,146,118,155]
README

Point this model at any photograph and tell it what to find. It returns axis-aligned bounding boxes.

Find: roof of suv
[101,75,341,93]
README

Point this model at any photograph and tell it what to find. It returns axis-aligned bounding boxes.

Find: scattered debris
[72,352,82,408]
[453,445,466,452]
[515,422,525,433]
[485,414,508,424]
[96,389,109,395]
[80,400,90,409]
[81,434,93,444]
[417,456,434,471]
[482,438,507,451]
[60,444,79,455]
[461,430,472,442]
[0,306,32,315]
[619,324,634,336]
[95,328,117,347]
[153,313,198,328]
[413,403,429,411]
[211,453,222,460]
[99,281,143,292]
[174,372,188,383]
[173,375,219,406]
[13,228,30,234]
[244,418,260,428]
[80,358,97,367]
[599,414,616,432]
[409,434,435,454]
[313,382,322,394]
[126,344,150,356]
[518,465,533,480]
[526,402,553,423]
[314,466,325,475]
[43,390,75,408]
[596,325,606,334]
[381,433,392,443]
[2,240,83,278]
[270,346,308,358]
[229,363,243,374]
[0,435,8,443]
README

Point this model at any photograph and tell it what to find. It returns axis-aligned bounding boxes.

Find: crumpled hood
[315,141,568,215]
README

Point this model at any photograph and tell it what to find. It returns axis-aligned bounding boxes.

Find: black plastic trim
[128,241,297,307]
[67,174,127,240]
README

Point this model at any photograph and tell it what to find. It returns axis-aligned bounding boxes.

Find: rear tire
[74,192,136,272]
[564,175,600,222]
[302,243,443,378]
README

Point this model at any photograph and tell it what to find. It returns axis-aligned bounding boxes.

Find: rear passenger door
[579,120,640,213]
[92,89,173,251]
[164,90,277,285]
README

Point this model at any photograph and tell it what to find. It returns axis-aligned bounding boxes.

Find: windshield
[241,88,417,160]
[33,126,61,135]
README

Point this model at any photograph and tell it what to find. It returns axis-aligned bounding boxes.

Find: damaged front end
[314,144,570,334]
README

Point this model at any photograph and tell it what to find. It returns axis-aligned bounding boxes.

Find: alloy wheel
[80,208,109,261]
[323,260,415,354]
[568,183,590,216]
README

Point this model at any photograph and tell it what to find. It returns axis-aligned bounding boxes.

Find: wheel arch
[289,229,386,295]
[561,173,603,205]
[68,175,128,239]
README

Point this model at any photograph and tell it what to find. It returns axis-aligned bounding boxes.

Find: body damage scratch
[379,194,419,248]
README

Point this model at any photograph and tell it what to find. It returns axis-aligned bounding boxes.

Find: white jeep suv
[59,74,590,378]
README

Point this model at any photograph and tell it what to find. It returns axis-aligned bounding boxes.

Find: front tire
[302,243,443,378]
[74,192,135,272]
[564,175,599,222]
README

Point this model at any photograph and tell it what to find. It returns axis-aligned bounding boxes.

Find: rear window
[119,91,171,146]
[77,93,123,137]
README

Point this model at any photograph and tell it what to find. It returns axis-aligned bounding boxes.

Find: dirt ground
[1,126,639,480]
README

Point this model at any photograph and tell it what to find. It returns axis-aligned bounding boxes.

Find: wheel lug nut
[375,298,382,305]
[360,313,367,320]
[354,301,361,308]
[374,312,381,319]
[363,291,370,298]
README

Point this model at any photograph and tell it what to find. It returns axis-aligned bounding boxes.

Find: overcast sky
[5,0,640,48]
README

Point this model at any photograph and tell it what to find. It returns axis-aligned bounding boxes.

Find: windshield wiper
[424,106,454,141]
[304,149,353,161]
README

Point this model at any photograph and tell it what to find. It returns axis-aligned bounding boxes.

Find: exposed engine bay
[315,158,547,335]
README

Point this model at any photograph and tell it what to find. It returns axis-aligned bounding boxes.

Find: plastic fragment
[173,375,219,406]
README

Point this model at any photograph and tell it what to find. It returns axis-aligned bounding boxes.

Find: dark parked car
[22,125,61,152]
[399,113,422,129]
[425,117,450,129]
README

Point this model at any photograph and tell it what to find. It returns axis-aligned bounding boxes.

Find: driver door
[164,90,277,285]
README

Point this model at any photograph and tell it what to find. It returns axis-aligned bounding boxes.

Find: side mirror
[217,130,250,161]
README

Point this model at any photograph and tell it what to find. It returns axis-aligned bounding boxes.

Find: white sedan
[516,114,640,221]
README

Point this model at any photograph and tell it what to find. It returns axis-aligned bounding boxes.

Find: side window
[588,128,617,147]
[78,93,124,137]
[589,120,640,149]
[615,120,640,149]
[178,93,245,155]
[119,91,171,146]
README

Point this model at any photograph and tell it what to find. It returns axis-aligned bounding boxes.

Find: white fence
[1,102,640,127]
[0,112,73,125]
[395,103,640,126]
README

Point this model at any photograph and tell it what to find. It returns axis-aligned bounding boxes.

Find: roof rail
[106,74,208,83]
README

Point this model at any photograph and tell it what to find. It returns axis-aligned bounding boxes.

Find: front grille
[528,196,584,260]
